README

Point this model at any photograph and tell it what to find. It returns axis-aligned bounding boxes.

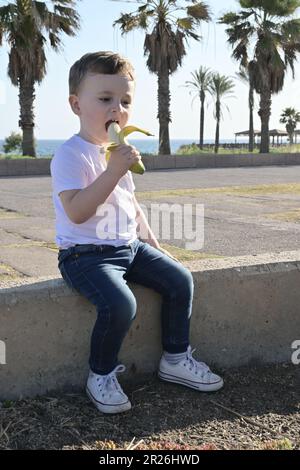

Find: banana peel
[106,122,153,175]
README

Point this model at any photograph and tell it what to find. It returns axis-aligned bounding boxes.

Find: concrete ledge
[0,158,51,176]
[1,153,300,176]
[1,251,300,399]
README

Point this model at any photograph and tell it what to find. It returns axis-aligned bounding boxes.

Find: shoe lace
[97,364,126,395]
[184,346,211,378]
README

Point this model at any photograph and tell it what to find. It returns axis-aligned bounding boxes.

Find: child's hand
[157,245,181,263]
[106,144,142,178]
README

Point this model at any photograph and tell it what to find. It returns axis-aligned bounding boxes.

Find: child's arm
[60,144,141,225]
[133,196,180,262]
[133,195,160,249]
[60,170,120,224]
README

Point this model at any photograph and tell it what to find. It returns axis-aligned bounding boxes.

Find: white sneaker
[86,364,131,414]
[158,346,224,392]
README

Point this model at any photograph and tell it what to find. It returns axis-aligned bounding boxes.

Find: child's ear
[69,95,81,116]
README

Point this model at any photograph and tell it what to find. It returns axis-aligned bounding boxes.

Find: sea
[0,138,247,157]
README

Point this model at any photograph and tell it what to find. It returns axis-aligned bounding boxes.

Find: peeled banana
[106,122,153,175]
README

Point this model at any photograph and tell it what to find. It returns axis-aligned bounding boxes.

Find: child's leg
[58,246,137,375]
[125,241,194,353]
[126,241,223,392]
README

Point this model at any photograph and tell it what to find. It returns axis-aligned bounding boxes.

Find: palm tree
[184,66,212,149]
[280,107,300,144]
[113,1,211,155]
[220,0,300,154]
[208,73,235,154]
[236,67,255,152]
[0,0,80,157]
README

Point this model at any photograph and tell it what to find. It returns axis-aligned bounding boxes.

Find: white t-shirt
[50,134,138,249]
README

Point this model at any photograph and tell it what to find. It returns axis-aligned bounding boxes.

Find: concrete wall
[0,158,51,177]
[1,251,300,400]
[1,152,300,176]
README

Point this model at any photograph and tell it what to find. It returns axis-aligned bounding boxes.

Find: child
[50,51,223,414]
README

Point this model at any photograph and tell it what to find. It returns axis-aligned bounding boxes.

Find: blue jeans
[58,238,194,375]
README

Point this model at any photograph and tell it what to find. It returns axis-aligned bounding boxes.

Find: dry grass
[0,263,25,282]
[0,241,58,252]
[0,208,24,219]
[160,243,221,261]
[0,364,299,450]
[266,209,300,223]
[136,183,300,200]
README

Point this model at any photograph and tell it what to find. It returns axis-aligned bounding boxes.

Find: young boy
[50,51,223,414]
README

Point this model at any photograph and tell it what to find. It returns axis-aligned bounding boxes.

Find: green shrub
[3,132,22,154]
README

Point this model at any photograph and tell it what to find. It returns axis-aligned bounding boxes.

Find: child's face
[69,73,135,144]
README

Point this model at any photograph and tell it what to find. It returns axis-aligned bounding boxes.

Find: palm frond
[177,17,193,29]
[1,1,80,84]
[221,1,300,96]
[114,1,211,75]
[186,2,211,22]
[240,0,300,17]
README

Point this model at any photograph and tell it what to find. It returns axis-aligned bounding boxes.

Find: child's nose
[111,101,123,112]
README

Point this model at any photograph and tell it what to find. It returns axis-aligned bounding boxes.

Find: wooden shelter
[235,129,288,145]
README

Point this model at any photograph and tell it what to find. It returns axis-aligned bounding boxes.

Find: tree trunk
[249,85,254,152]
[157,69,171,155]
[19,78,36,157]
[199,90,205,150]
[286,124,294,145]
[258,88,271,154]
[214,100,220,154]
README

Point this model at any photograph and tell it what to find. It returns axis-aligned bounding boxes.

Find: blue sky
[0,0,300,140]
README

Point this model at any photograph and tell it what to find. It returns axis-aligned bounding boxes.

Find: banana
[106,122,153,175]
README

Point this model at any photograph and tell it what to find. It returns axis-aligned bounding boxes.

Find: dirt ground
[0,363,299,450]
